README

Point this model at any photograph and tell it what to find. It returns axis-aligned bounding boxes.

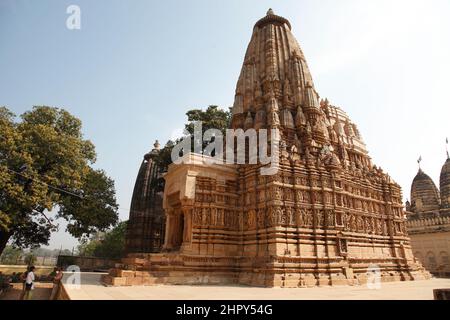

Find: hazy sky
[1,0,449,249]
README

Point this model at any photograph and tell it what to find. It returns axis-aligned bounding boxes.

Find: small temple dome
[410,169,441,213]
[440,157,450,209]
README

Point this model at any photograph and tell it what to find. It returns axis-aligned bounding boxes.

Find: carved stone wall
[104,10,430,287]
[406,212,450,277]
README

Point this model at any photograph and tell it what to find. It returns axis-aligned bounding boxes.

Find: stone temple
[125,141,165,254]
[405,154,450,277]
[104,10,430,287]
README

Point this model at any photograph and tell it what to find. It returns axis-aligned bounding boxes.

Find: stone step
[101,274,114,286]
[101,273,170,286]
[121,257,147,266]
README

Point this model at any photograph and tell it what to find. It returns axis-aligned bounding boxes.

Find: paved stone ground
[0,283,52,300]
[62,273,450,300]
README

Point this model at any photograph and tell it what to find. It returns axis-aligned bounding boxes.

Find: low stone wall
[407,231,450,278]
[0,265,55,276]
[57,256,118,271]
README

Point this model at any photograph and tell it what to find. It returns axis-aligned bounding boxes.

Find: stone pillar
[182,207,193,244]
[163,209,174,250]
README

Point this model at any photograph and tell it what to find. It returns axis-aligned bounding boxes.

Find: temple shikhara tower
[125,141,165,254]
[405,155,450,277]
[105,10,430,287]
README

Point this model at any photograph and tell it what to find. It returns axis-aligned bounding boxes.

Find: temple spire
[446,137,449,159]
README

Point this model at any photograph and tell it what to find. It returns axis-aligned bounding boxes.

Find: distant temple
[106,10,430,287]
[406,155,450,277]
[125,141,165,254]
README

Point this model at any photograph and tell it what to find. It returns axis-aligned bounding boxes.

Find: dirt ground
[0,283,52,300]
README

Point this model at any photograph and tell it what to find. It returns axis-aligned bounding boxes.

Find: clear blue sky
[1,0,450,249]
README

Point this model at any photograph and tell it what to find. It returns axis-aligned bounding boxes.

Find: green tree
[184,105,231,137]
[0,106,119,255]
[77,238,101,257]
[156,105,231,169]
[78,221,127,259]
[24,253,36,266]
[93,221,127,259]
[154,140,176,172]
[0,245,23,264]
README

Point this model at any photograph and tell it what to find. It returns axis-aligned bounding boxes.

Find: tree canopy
[156,105,231,169]
[0,245,22,264]
[77,221,127,260]
[0,106,119,255]
[184,105,231,137]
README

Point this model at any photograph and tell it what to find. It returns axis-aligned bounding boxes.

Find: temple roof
[144,140,161,161]
[126,140,165,254]
[231,9,368,154]
[133,140,162,212]
[440,157,450,208]
[254,8,292,30]
[441,157,450,178]
[232,10,316,116]
[410,168,441,213]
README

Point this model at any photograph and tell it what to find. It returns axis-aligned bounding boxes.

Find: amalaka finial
[417,155,422,171]
[154,140,160,150]
[255,8,291,30]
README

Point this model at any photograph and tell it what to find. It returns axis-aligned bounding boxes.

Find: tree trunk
[0,230,12,257]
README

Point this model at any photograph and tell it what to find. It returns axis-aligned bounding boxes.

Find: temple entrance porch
[163,202,193,253]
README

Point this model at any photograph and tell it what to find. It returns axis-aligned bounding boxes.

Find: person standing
[19,268,29,300]
[49,267,63,300]
[23,266,35,300]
